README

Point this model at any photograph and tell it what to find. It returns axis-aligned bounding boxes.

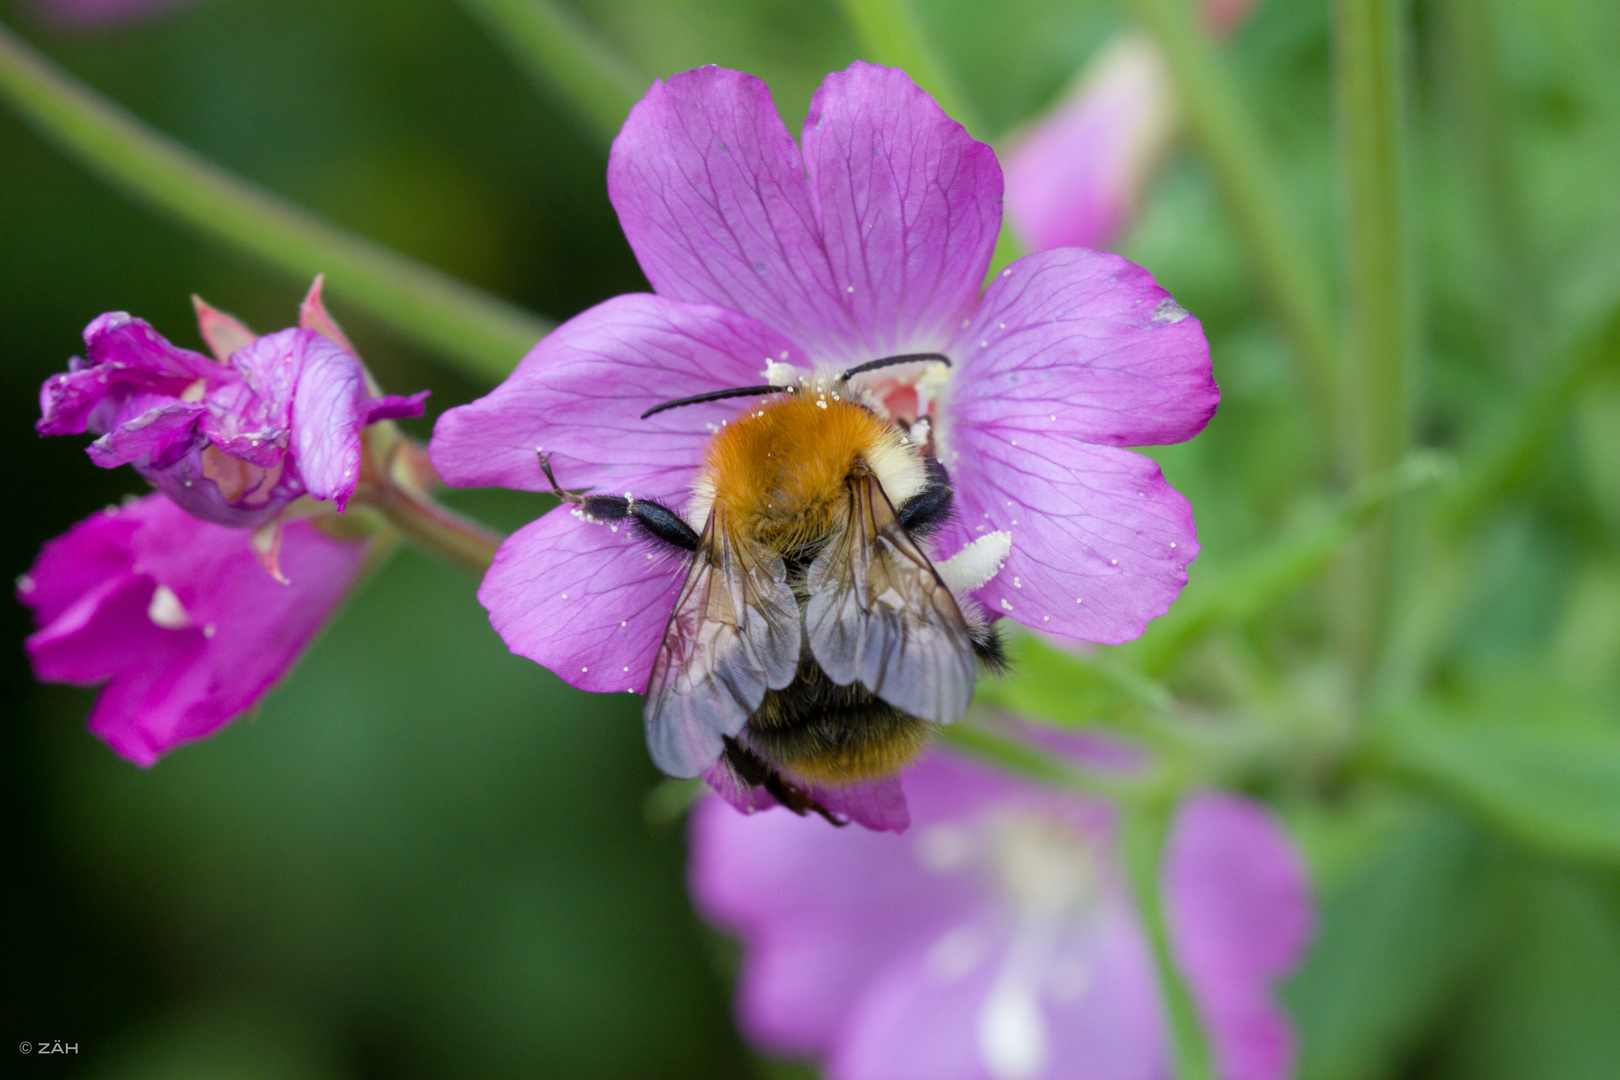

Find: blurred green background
[3,0,1619,1077]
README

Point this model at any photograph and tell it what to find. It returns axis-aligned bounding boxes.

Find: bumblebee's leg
[539,452,699,551]
[722,737,848,827]
[897,456,954,537]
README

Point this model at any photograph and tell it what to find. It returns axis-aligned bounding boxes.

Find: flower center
[916,807,1107,1080]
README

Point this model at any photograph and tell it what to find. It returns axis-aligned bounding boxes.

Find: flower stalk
[454,0,646,148]
[1333,0,1414,678]
[0,19,551,385]
[1123,796,1218,1080]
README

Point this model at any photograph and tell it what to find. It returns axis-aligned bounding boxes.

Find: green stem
[1131,453,1450,674]
[1127,0,1338,429]
[454,0,645,148]
[0,20,551,384]
[1122,796,1217,1080]
[1333,0,1414,677]
[938,722,1163,802]
[373,483,504,574]
[837,0,984,136]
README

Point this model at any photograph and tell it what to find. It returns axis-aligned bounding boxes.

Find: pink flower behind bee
[689,741,1314,1080]
[18,493,369,766]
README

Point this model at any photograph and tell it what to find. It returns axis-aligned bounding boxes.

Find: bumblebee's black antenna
[837,352,951,381]
[640,384,788,419]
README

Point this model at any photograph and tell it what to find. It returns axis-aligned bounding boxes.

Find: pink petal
[1164,793,1314,1080]
[360,390,430,425]
[476,504,684,694]
[21,494,367,767]
[688,792,979,1053]
[192,295,258,362]
[287,331,368,507]
[808,774,911,833]
[935,435,1198,644]
[949,248,1216,450]
[799,63,1002,358]
[85,401,204,469]
[1003,35,1177,254]
[608,64,999,365]
[431,293,800,503]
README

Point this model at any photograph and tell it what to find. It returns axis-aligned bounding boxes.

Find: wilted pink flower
[31,0,198,27]
[690,743,1313,1080]
[17,493,370,766]
[37,282,426,530]
[431,63,1215,818]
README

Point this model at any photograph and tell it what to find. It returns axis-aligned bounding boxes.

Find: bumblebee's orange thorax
[688,393,926,548]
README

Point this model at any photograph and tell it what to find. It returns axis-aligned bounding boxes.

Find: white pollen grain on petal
[1000,599,1014,612]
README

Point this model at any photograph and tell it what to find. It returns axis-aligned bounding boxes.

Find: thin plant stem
[1122,796,1217,1080]
[454,0,646,148]
[0,20,551,385]
[837,0,983,137]
[373,482,504,574]
[1127,0,1338,432]
[1333,0,1415,678]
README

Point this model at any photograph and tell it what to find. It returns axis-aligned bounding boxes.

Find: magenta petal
[609,66,855,358]
[20,494,367,767]
[798,63,1002,357]
[477,504,684,693]
[807,775,911,833]
[360,390,430,424]
[38,313,221,438]
[951,249,1216,449]
[85,401,204,469]
[287,331,368,507]
[1164,793,1314,1080]
[937,435,1198,643]
[688,793,979,1054]
[431,293,801,501]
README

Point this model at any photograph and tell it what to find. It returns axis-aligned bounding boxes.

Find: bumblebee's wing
[643,508,801,777]
[804,473,977,724]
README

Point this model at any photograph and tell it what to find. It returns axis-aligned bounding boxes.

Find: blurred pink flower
[690,741,1313,1080]
[1003,0,1259,254]
[1003,35,1177,254]
[31,0,198,27]
[17,493,370,766]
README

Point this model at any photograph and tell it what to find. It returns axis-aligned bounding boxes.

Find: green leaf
[1374,701,1620,864]
[1428,864,1620,1080]
[1284,811,1496,1080]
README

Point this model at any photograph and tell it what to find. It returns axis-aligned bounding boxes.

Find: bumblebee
[541,355,1004,824]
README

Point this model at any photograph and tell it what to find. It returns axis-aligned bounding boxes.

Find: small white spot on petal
[1110,559,1118,566]
[980,340,989,348]
[16,574,34,594]
[202,623,216,638]
[623,667,629,672]
[847,285,855,293]
[1010,439,1017,446]
[1002,268,1011,276]
[1170,542,1177,548]
[1012,577,1021,588]
[1076,597,1083,604]
[1043,616,1049,622]
[147,585,192,630]
[1000,599,1014,612]
[621,621,627,627]
[561,592,568,599]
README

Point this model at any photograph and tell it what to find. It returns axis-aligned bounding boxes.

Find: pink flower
[1003,0,1261,255]
[689,743,1314,1080]
[37,282,427,530]
[1003,35,1178,254]
[430,63,1215,819]
[17,493,370,766]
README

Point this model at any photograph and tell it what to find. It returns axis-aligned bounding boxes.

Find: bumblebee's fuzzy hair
[684,393,926,549]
